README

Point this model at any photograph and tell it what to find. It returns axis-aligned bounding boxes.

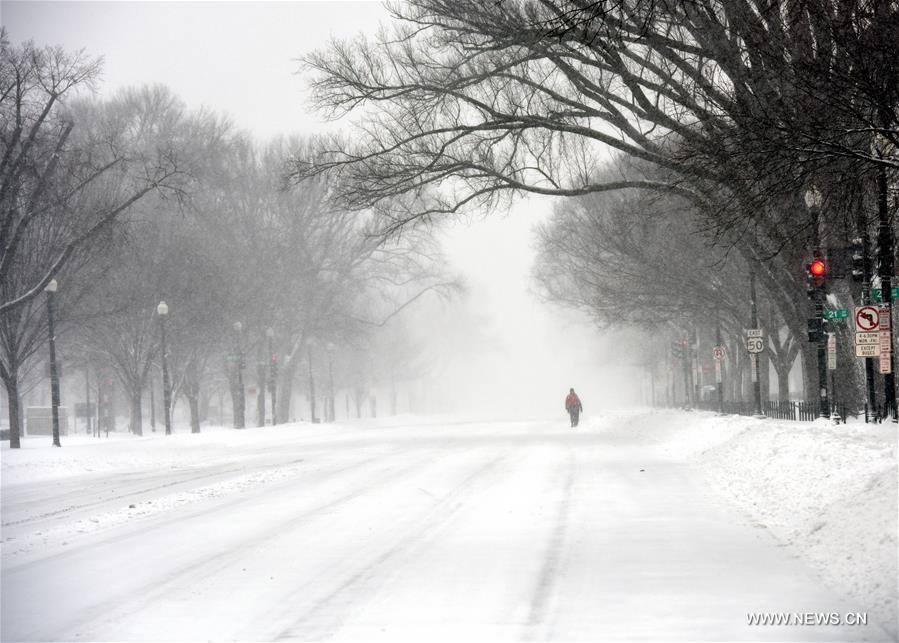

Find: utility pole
[877,163,897,421]
[749,272,763,416]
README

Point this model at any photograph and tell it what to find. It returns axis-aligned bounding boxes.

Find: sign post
[879,304,892,375]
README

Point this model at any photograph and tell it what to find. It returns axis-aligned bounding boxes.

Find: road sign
[828,352,837,370]
[746,337,764,353]
[823,308,849,320]
[856,344,881,357]
[712,345,726,361]
[855,306,880,332]
[827,334,836,370]
[870,286,899,302]
[855,332,880,345]
[746,329,764,338]
[879,305,892,331]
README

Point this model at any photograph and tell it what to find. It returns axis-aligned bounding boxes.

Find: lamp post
[233,321,245,429]
[306,337,317,423]
[267,327,277,425]
[45,279,61,447]
[326,342,335,422]
[804,186,829,418]
[157,301,172,435]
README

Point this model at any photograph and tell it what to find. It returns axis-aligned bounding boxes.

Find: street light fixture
[326,342,335,422]
[45,279,61,447]
[267,327,277,425]
[233,321,245,429]
[157,301,172,435]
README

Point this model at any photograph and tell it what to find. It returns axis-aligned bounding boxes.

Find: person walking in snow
[565,388,583,427]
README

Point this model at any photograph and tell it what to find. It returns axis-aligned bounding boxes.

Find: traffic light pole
[857,211,878,420]
[814,274,830,418]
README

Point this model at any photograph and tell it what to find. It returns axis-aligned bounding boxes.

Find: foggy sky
[2,1,642,418]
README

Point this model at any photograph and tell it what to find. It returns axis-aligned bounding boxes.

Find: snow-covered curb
[623,410,898,639]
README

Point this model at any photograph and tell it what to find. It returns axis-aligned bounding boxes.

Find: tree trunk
[759,351,770,405]
[256,363,266,427]
[199,388,211,423]
[277,356,296,423]
[182,359,202,433]
[129,389,143,436]
[774,363,791,401]
[4,373,22,448]
[354,386,364,418]
[187,394,201,433]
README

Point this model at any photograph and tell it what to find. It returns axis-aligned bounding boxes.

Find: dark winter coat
[565,392,582,413]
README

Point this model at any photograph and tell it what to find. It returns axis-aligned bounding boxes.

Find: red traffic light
[808,259,826,277]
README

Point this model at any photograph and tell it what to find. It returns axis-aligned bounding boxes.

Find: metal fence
[687,399,850,423]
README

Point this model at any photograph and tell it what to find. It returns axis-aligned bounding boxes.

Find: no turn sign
[855,306,880,333]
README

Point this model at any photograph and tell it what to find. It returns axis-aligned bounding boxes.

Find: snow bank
[1,421,339,486]
[620,410,898,638]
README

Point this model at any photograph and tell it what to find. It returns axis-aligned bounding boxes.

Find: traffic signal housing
[808,258,826,278]
[807,317,824,342]
[850,237,864,282]
[805,253,826,298]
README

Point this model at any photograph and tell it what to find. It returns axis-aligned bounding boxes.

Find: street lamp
[233,321,245,429]
[267,327,277,425]
[306,337,317,423]
[157,301,172,435]
[805,185,829,418]
[45,279,61,447]
[326,342,335,422]
[803,186,822,210]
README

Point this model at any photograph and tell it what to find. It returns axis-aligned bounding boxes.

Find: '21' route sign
[854,306,879,333]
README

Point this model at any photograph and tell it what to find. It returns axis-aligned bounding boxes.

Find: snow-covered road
[2,415,892,641]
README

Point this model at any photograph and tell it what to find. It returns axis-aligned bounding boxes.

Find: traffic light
[805,252,826,298]
[807,317,824,342]
[808,258,826,278]
[850,237,864,282]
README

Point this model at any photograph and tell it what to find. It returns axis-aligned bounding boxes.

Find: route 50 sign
[746,331,765,354]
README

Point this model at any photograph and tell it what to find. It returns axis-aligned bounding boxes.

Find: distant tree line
[1,31,457,447]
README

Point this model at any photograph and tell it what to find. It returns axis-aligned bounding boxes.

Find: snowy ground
[2,411,896,642]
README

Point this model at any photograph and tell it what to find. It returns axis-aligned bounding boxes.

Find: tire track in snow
[2,464,255,527]
[524,450,577,640]
[39,446,464,641]
[271,448,519,641]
